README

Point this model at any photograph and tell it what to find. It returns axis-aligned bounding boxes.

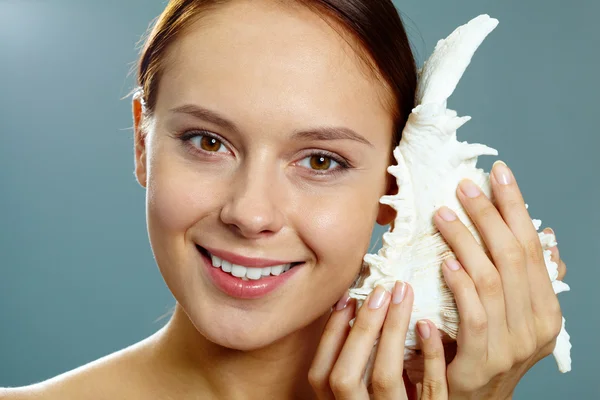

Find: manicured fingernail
[492,160,513,185]
[335,291,351,311]
[392,281,407,304]
[438,206,457,222]
[368,285,388,309]
[459,179,481,198]
[444,258,461,271]
[417,320,431,339]
[544,227,554,235]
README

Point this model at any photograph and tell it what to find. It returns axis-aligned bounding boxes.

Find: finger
[434,206,507,335]
[455,176,533,332]
[371,281,413,399]
[329,285,391,399]
[441,258,488,363]
[543,228,567,281]
[489,162,555,314]
[308,292,355,400]
[417,320,448,399]
[557,259,567,281]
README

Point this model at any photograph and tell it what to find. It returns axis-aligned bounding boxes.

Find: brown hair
[132,0,417,146]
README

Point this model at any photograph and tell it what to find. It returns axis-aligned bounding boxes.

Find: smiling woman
[1,0,420,398]
[0,0,580,399]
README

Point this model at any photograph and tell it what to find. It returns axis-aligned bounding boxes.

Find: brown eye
[309,155,331,170]
[199,136,223,152]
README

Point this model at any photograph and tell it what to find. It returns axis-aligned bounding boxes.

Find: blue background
[1,0,598,397]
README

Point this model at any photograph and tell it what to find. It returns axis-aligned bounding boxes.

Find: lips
[196,245,304,299]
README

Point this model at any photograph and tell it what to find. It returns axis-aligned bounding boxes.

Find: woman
[2,0,567,398]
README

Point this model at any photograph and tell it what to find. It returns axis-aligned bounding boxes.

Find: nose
[220,164,285,238]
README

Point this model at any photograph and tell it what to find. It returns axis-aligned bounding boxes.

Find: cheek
[299,184,383,275]
[146,157,219,236]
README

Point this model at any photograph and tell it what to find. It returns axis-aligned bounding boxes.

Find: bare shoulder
[0,336,160,400]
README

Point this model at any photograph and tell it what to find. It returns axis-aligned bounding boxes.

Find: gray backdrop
[1,0,598,397]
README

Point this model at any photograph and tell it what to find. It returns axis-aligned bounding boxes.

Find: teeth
[246,268,263,280]
[211,255,222,268]
[221,260,232,273]
[270,265,284,276]
[208,253,293,279]
[231,264,246,278]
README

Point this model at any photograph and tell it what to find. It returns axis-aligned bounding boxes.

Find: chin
[201,318,290,351]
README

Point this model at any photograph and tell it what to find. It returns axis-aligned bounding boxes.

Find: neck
[151,303,329,400]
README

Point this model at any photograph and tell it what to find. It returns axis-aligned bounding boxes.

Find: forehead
[156,0,393,139]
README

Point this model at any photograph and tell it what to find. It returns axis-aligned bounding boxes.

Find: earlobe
[376,203,396,226]
[132,95,148,188]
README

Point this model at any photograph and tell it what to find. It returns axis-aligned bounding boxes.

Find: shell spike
[446,115,472,133]
[417,15,499,106]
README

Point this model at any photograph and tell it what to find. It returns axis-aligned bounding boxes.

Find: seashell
[348,14,572,379]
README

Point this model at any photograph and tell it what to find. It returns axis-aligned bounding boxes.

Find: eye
[298,154,341,171]
[190,134,228,153]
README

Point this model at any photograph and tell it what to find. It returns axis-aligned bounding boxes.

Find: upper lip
[200,245,301,268]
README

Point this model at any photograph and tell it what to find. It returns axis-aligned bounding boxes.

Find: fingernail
[438,206,457,222]
[459,179,481,198]
[492,160,513,185]
[335,291,351,311]
[368,285,388,309]
[417,320,431,339]
[392,281,407,304]
[444,258,461,271]
[544,227,555,235]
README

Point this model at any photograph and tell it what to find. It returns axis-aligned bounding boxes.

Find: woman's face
[134,1,396,350]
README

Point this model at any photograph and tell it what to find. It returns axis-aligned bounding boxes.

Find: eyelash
[175,129,353,176]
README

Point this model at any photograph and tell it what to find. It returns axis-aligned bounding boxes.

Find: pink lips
[197,246,303,300]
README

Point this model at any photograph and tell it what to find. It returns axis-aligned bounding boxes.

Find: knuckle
[558,261,567,280]
[421,377,446,398]
[351,317,376,336]
[494,357,514,374]
[329,370,357,394]
[502,244,525,267]
[307,368,327,391]
[423,347,444,361]
[476,203,497,220]
[525,238,544,265]
[478,273,503,297]
[514,338,536,363]
[465,314,488,335]
[539,309,563,344]
[321,322,343,339]
[370,370,396,394]
[504,198,522,210]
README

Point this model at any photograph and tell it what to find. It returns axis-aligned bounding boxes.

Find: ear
[376,174,397,226]
[132,94,148,188]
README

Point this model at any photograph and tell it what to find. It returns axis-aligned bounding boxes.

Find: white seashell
[348,14,571,380]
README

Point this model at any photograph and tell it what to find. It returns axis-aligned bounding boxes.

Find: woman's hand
[309,282,448,399]
[433,160,567,399]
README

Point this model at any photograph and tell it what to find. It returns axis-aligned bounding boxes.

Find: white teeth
[231,264,246,278]
[208,252,293,279]
[211,255,222,268]
[270,265,284,276]
[221,260,232,273]
[246,268,263,280]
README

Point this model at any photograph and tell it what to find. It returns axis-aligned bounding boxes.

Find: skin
[1,0,567,399]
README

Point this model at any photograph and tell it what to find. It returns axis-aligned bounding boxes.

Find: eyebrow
[169,104,373,147]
